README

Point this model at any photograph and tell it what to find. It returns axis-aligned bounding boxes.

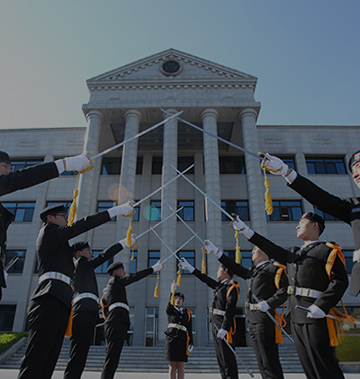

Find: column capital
[125,109,142,122]
[162,109,178,120]
[238,108,258,121]
[85,109,104,122]
[200,108,219,120]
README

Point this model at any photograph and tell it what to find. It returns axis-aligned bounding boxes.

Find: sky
[0,0,359,129]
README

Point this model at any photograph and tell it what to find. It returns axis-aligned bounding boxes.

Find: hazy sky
[0,0,359,129]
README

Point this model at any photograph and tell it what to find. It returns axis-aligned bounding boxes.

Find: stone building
[0,48,359,347]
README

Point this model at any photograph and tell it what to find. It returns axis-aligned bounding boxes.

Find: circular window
[160,60,182,76]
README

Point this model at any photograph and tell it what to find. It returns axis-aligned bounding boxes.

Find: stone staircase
[0,338,305,373]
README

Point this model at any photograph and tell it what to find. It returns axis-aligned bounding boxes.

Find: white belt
[210,307,226,316]
[168,323,187,332]
[245,302,258,311]
[39,272,72,287]
[73,292,99,304]
[287,286,322,299]
[353,250,360,263]
[109,302,130,312]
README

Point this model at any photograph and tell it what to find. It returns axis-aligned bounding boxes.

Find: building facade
[0,49,359,347]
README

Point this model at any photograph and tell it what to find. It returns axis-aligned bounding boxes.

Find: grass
[336,335,360,362]
[0,332,28,355]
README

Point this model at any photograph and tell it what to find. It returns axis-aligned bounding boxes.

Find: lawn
[0,332,28,355]
[336,335,360,362]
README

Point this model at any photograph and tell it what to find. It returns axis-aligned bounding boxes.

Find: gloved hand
[108,201,135,218]
[119,234,137,248]
[256,301,270,313]
[152,260,163,272]
[261,153,291,176]
[307,304,326,319]
[217,328,227,340]
[230,216,254,239]
[63,152,92,172]
[179,258,195,273]
[203,240,223,259]
[188,344,194,353]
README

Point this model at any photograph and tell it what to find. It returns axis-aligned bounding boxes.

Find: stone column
[77,110,104,220]
[239,108,267,236]
[158,109,178,342]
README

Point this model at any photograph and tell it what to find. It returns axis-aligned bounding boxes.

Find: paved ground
[1,370,359,379]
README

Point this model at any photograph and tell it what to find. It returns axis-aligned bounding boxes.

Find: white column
[158,109,178,342]
[239,108,267,235]
[77,110,104,220]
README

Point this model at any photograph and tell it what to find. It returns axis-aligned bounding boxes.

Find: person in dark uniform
[100,259,164,379]
[0,150,91,300]
[261,151,360,296]
[164,289,193,379]
[203,240,288,379]
[63,234,137,379]
[17,201,135,379]
[231,212,348,379]
[180,259,239,379]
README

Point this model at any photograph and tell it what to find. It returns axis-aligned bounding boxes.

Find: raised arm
[179,258,218,289]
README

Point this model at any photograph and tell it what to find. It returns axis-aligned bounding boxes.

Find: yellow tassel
[235,232,241,264]
[154,272,159,298]
[177,269,182,286]
[263,167,273,215]
[201,247,206,274]
[170,292,175,306]
[327,314,338,347]
[79,162,94,174]
[65,305,73,337]
[130,248,134,261]
[125,211,136,247]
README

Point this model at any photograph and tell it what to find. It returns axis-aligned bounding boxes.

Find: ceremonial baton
[213,324,254,377]
[162,109,262,160]
[90,111,183,161]
[4,256,19,272]
[133,164,194,208]
[252,294,295,344]
[171,165,233,221]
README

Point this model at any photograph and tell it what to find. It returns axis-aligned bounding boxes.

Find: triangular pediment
[87,48,257,86]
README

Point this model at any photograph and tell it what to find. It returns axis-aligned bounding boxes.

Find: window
[152,157,163,174]
[4,250,26,274]
[97,201,117,221]
[145,307,159,346]
[177,251,195,274]
[219,156,245,174]
[221,201,249,221]
[146,201,161,222]
[148,251,160,272]
[101,157,121,175]
[282,157,296,171]
[11,159,43,172]
[266,200,302,221]
[92,250,113,274]
[0,305,16,331]
[136,157,143,175]
[178,157,194,174]
[306,157,346,175]
[224,250,252,269]
[343,250,354,274]
[177,201,194,221]
[314,207,340,221]
[2,202,35,222]
[129,251,138,274]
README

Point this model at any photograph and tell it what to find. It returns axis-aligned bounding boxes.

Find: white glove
[261,153,290,176]
[257,301,270,313]
[217,328,227,340]
[179,258,195,273]
[230,216,254,239]
[119,234,137,248]
[152,260,163,272]
[63,152,92,172]
[203,240,223,259]
[108,201,134,218]
[188,344,194,353]
[307,304,326,319]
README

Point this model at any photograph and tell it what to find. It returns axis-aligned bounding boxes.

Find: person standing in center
[180,259,239,379]
[164,289,194,379]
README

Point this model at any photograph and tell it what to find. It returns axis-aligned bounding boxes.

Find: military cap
[72,241,90,253]
[174,292,185,300]
[0,151,11,164]
[300,212,325,235]
[349,150,360,172]
[107,261,124,275]
[40,204,66,222]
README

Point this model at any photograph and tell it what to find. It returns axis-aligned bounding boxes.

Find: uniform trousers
[212,323,238,379]
[100,320,129,379]
[18,294,70,379]
[248,318,284,379]
[63,309,98,379]
[291,321,344,379]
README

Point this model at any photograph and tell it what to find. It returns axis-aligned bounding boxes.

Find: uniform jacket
[102,267,153,324]
[0,162,59,287]
[73,242,123,313]
[250,232,348,324]
[31,210,111,308]
[193,268,238,332]
[219,254,288,324]
[165,303,194,345]
[289,173,360,295]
